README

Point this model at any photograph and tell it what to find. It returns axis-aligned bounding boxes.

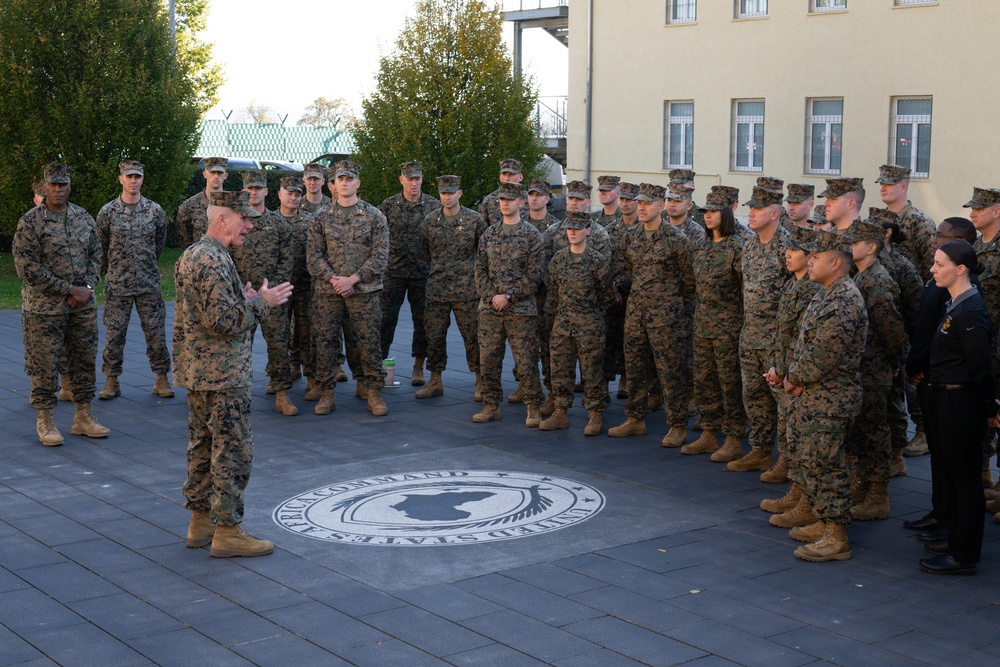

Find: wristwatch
[505,293,512,301]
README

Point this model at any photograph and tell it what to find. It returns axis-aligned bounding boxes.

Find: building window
[806,98,843,175]
[667,0,696,24]
[810,0,846,11]
[891,96,932,178]
[737,0,767,18]
[895,0,934,5]
[732,100,764,172]
[664,101,694,169]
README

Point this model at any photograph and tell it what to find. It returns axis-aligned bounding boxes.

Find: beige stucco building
[566,0,1000,222]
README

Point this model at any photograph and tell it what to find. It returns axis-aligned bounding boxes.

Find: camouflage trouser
[102,292,170,378]
[313,290,384,391]
[847,384,891,484]
[623,301,689,426]
[550,315,608,411]
[380,275,427,360]
[288,288,315,378]
[693,335,744,436]
[681,300,695,397]
[603,306,625,382]
[888,372,908,451]
[740,346,778,452]
[253,303,292,392]
[515,290,550,389]
[478,307,541,405]
[23,309,98,409]
[787,400,852,524]
[425,299,480,373]
[182,387,252,526]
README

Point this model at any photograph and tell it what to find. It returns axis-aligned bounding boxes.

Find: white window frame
[805,98,843,175]
[664,101,694,170]
[737,0,767,18]
[895,0,934,5]
[810,0,846,12]
[667,0,697,24]
[890,96,932,178]
[731,99,765,173]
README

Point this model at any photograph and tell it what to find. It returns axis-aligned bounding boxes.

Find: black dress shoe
[916,528,950,542]
[919,554,977,575]
[903,515,939,531]
[924,540,949,555]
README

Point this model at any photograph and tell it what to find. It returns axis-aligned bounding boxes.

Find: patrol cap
[280,176,303,192]
[818,177,864,199]
[436,174,461,193]
[400,161,422,178]
[963,187,1000,209]
[32,180,46,197]
[119,160,144,177]
[566,180,592,199]
[303,163,325,179]
[496,182,525,199]
[844,219,884,244]
[209,190,262,218]
[700,190,731,211]
[618,181,640,200]
[666,182,694,201]
[635,183,666,202]
[711,184,740,207]
[43,162,71,184]
[744,186,783,208]
[563,210,592,229]
[526,178,550,196]
[802,228,853,255]
[866,207,899,226]
[333,159,361,179]
[785,183,815,203]
[668,168,695,184]
[874,164,911,185]
[808,204,828,225]
[756,176,784,194]
[203,157,228,173]
[786,224,819,251]
[242,170,267,188]
[597,175,620,191]
[499,158,523,175]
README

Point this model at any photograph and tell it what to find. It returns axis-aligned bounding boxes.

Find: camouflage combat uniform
[786,274,868,524]
[693,234,745,436]
[97,195,170,380]
[299,194,331,216]
[547,245,613,410]
[973,230,1000,459]
[671,214,706,405]
[283,207,314,379]
[300,196,345,369]
[232,209,294,392]
[307,200,389,391]
[475,219,544,405]
[175,191,210,248]
[13,201,102,408]
[882,247,924,451]
[604,215,638,382]
[421,205,486,374]
[174,236,270,526]
[894,201,936,282]
[378,191,441,360]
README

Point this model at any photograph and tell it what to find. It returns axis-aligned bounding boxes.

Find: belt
[929,383,969,392]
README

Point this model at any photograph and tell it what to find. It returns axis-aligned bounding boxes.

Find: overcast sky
[201,0,568,125]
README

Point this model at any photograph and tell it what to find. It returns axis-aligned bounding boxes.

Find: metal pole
[168,0,176,52]
[583,0,593,183]
[513,22,522,79]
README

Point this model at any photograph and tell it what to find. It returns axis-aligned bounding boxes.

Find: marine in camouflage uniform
[13,163,109,445]
[473,183,544,425]
[307,161,389,416]
[300,162,332,215]
[479,158,525,227]
[176,157,228,248]
[785,184,815,228]
[609,183,696,447]
[276,178,315,388]
[419,175,486,392]
[604,181,641,392]
[174,190,290,556]
[669,169,704,227]
[876,164,936,282]
[378,162,441,376]
[96,160,172,400]
[232,171,295,405]
[755,176,795,231]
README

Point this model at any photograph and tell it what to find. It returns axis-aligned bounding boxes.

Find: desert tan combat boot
[58,373,73,401]
[851,481,890,520]
[71,404,110,438]
[334,365,348,382]
[472,403,501,423]
[304,377,321,401]
[661,425,686,448]
[760,454,789,483]
[770,493,817,528]
[36,409,64,446]
[411,357,426,386]
[275,391,299,416]
[507,385,526,404]
[889,448,907,477]
[539,392,556,417]
[210,524,274,558]
[608,416,647,437]
[644,392,662,413]
[902,423,928,456]
[367,387,388,416]
[186,510,215,548]
[525,402,541,428]
[152,373,174,398]
[98,377,120,400]
[584,410,603,436]
[616,380,628,399]
[314,389,336,415]
[539,406,569,431]
[710,435,742,462]
[789,519,826,543]
[726,447,772,472]
[850,476,871,506]
[415,371,443,398]
[355,383,368,400]
[760,483,802,513]
[474,372,483,402]
[265,380,277,395]
[793,521,851,562]
[681,430,718,455]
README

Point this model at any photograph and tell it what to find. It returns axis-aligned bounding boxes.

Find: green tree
[354,0,543,207]
[299,96,357,130]
[0,0,216,240]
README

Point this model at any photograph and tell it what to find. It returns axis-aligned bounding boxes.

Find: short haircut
[942,216,977,244]
[852,188,866,208]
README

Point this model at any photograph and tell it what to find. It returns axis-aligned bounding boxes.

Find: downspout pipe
[584,0,593,183]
